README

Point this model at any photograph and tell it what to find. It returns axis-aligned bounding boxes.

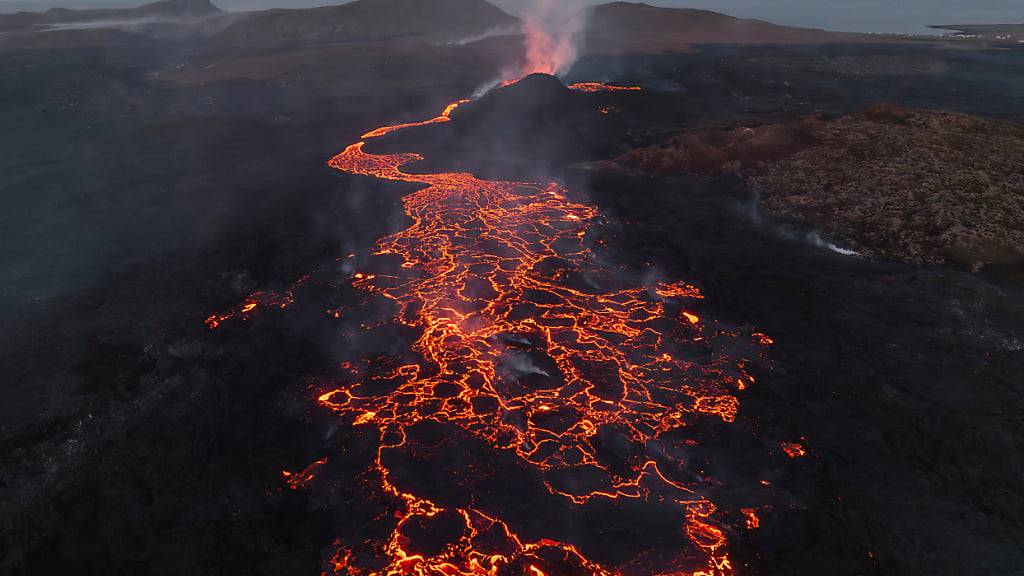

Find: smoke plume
[519,0,586,77]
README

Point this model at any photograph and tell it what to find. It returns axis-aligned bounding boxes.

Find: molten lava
[568,83,643,93]
[361,100,471,139]
[317,89,771,573]
[780,442,807,459]
[205,276,306,329]
[209,78,775,575]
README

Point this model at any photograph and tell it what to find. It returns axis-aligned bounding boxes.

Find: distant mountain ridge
[214,0,516,42]
[126,0,221,17]
[1,0,902,50]
[0,0,220,32]
[584,1,865,53]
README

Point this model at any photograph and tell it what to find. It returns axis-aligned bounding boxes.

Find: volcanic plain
[1,1,1023,575]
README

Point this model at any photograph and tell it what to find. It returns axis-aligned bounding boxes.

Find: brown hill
[0,0,220,32]
[129,0,220,17]
[584,2,869,54]
[618,105,1024,267]
[215,0,516,43]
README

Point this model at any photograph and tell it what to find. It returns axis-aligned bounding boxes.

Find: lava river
[210,81,774,576]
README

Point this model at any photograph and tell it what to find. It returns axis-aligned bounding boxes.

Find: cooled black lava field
[2,3,1023,575]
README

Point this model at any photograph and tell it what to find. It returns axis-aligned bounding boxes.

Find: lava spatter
[205,275,308,329]
[212,79,773,575]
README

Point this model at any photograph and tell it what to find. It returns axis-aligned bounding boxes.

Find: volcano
[376,73,617,179]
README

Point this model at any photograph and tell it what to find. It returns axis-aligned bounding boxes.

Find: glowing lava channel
[208,81,772,575]
[567,83,643,93]
[310,84,771,576]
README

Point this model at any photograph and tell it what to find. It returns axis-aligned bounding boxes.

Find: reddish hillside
[619,105,1024,267]
[584,2,868,54]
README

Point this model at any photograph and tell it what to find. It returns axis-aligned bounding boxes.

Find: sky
[1,0,1022,33]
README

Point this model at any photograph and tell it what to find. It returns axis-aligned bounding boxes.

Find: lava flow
[361,100,471,139]
[319,83,771,575]
[210,78,773,575]
[567,83,643,93]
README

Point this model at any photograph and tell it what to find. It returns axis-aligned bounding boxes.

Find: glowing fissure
[209,82,772,575]
[567,83,642,94]
[361,100,471,139]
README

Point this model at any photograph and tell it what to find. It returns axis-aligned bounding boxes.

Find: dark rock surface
[619,105,1024,267]
[378,72,611,180]
[1,28,1023,576]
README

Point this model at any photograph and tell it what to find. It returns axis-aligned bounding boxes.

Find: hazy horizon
[2,0,1022,33]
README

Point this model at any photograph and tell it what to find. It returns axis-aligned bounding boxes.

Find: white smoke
[806,231,861,257]
[444,22,520,46]
[519,0,587,77]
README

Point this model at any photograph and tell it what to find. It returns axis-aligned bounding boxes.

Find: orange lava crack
[568,83,643,93]
[312,89,770,575]
[207,78,774,575]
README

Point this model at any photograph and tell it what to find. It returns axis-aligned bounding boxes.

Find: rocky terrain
[1,1,1024,575]
[747,54,950,75]
[583,1,874,54]
[618,105,1024,267]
